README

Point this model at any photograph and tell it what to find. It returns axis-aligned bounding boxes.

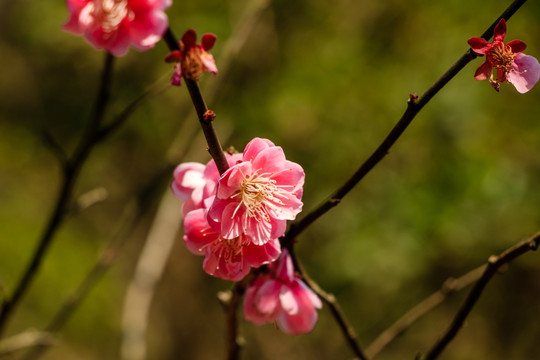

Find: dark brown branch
[0,52,115,335]
[162,28,229,175]
[282,0,528,245]
[422,231,540,360]
[366,265,485,358]
[218,278,250,360]
[288,248,369,360]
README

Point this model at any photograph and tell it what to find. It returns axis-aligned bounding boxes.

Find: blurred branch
[289,248,369,360]
[0,330,56,358]
[162,29,229,175]
[39,130,67,166]
[120,190,182,360]
[366,265,485,358]
[22,167,172,360]
[282,0,528,246]
[218,278,250,360]
[422,231,540,360]
[97,76,171,141]
[0,52,115,335]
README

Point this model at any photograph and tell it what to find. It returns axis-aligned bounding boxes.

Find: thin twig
[282,0,528,246]
[288,248,369,360]
[0,330,56,358]
[0,52,115,335]
[162,28,229,175]
[421,231,540,360]
[366,265,485,358]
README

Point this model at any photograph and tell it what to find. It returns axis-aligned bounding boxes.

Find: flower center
[487,42,515,73]
[211,236,250,268]
[94,0,130,33]
[182,47,205,80]
[234,171,288,222]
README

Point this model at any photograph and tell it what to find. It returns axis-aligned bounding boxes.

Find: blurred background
[1,0,540,359]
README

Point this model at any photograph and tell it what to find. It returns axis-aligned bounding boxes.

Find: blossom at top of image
[63,0,172,56]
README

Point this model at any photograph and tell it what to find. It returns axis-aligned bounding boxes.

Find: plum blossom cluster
[468,19,540,93]
[172,138,305,281]
[172,138,319,334]
[63,0,171,56]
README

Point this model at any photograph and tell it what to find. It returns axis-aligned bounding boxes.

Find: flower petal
[507,39,526,54]
[508,53,540,93]
[474,60,492,81]
[493,18,506,42]
[467,37,490,55]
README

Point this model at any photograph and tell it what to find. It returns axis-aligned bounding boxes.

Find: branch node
[487,255,499,265]
[330,198,341,206]
[408,93,419,104]
[528,240,538,251]
[203,109,216,123]
[217,290,233,307]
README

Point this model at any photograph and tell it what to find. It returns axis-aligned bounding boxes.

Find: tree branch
[366,265,485,358]
[0,52,115,335]
[162,28,229,175]
[422,231,540,360]
[282,0,528,246]
[288,248,369,360]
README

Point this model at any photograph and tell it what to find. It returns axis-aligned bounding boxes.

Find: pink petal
[279,286,299,315]
[128,9,168,49]
[243,137,275,162]
[508,53,540,93]
[276,301,318,335]
[172,162,206,200]
[244,277,274,324]
[467,37,490,55]
[182,209,218,255]
[493,18,506,42]
[243,238,281,267]
[217,202,245,239]
[170,63,182,86]
[255,280,282,315]
[201,53,218,75]
[251,146,288,174]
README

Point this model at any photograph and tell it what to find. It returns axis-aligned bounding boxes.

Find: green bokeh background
[1,0,540,359]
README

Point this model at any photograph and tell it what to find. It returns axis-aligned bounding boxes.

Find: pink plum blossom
[182,208,281,281]
[243,249,322,334]
[468,19,540,93]
[63,0,171,56]
[165,29,218,86]
[172,152,282,280]
[208,138,304,246]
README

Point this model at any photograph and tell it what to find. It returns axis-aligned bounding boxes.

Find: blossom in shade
[172,154,242,216]
[165,29,218,86]
[182,208,281,281]
[243,249,322,334]
[468,18,540,93]
[207,138,304,246]
[63,0,171,56]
